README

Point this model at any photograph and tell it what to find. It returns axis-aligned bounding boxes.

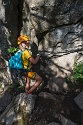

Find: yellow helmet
[17,35,30,45]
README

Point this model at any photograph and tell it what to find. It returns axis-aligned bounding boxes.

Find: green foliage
[72,61,83,83]
[8,84,25,96]
[8,47,18,54]
[65,58,83,91]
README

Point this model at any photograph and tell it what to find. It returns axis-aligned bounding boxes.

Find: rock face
[74,91,83,110]
[0,0,83,92]
[0,91,80,125]
[0,93,36,125]
[0,56,12,90]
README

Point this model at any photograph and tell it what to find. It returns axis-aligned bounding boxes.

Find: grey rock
[74,91,83,110]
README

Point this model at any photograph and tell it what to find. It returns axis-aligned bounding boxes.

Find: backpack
[9,50,24,69]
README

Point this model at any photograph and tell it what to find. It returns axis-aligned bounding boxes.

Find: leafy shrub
[72,61,83,83]
[65,57,83,91]
[8,47,18,55]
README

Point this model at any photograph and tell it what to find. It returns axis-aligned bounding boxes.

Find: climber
[17,35,42,94]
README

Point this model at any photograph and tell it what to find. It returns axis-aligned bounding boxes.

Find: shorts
[18,69,36,79]
[27,72,36,79]
[10,68,36,80]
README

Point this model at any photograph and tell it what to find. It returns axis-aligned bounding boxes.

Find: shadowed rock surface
[0,0,83,125]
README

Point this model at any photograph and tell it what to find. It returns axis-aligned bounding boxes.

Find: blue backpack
[9,50,24,69]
